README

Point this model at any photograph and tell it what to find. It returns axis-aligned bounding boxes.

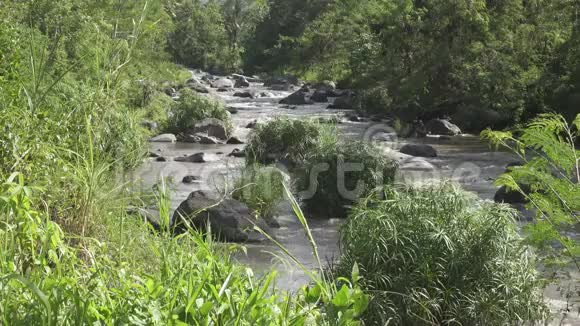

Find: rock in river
[279,89,314,105]
[172,190,271,242]
[175,153,219,163]
[150,133,176,143]
[193,118,229,140]
[425,119,462,136]
[400,144,437,158]
[211,78,234,89]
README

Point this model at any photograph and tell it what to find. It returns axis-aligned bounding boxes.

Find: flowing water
[135,73,579,324]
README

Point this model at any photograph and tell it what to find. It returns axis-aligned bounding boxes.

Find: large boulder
[150,133,176,143]
[279,90,314,105]
[233,91,256,99]
[211,78,234,89]
[172,190,271,242]
[313,80,336,92]
[451,107,507,132]
[185,79,210,94]
[311,90,328,103]
[183,133,223,145]
[234,77,250,88]
[232,74,261,83]
[425,119,462,136]
[400,144,437,158]
[328,94,354,110]
[494,185,530,204]
[192,118,229,140]
[175,152,219,163]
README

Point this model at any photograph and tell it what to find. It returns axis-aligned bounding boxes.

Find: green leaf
[331,285,350,308]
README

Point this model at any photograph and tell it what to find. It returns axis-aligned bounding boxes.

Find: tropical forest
[0,0,579,325]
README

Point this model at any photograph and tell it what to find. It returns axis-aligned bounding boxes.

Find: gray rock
[155,156,168,162]
[494,185,530,204]
[313,80,336,92]
[217,88,230,92]
[451,107,506,132]
[425,119,462,136]
[150,133,176,143]
[211,78,234,89]
[186,79,210,93]
[228,148,246,158]
[399,144,438,158]
[234,77,250,88]
[246,120,259,129]
[175,153,219,163]
[172,190,271,242]
[233,91,255,99]
[227,107,239,114]
[232,74,261,83]
[279,90,314,105]
[193,118,229,140]
[259,92,274,98]
[227,136,244,145]
[182,175,201,184]
[311,90,328,103]
[328,94,354,110]
[182,133,222,144]
[347,114,361,122]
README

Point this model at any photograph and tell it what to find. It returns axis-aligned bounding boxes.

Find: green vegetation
[0,173,368,324]
[482,113,580,270]
[2,0,579,324]
[245,118,323,165]
[244,118,397,218]
[166,88,233,136]
[337,183,548,325]
[232,165,287,220]
[299,141,398,218]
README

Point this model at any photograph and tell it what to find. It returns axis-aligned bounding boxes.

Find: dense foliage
[245,118,323,165]
[337,183,548,325]
[0,174,367,324]
[299,141,398,218]
[166,89,233,136]
[245,0,580,131]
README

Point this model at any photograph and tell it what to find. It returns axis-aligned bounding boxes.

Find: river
[136,72,579,325]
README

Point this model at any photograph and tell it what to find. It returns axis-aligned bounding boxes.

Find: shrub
[245,118,323,165]
[167,89,233,135]
[354,86,392,115]
[336,183,548,325]
[232,164,287,220]
[298,140,397,218]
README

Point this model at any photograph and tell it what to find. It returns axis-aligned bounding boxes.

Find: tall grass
[336,182,548,325]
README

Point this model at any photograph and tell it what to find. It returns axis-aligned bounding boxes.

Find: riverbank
[138,71,579,325]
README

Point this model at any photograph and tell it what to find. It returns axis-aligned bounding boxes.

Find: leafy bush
[298,140,397,218]
[232,164,287,220]
[167,89,233,135]
[336,183,548,325]
[482,113,580,270]
[354,86,392,115]
[245,118,323,165]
